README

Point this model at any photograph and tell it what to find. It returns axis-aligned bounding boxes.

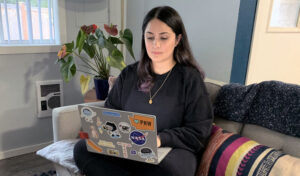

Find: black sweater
[105,62,213,154]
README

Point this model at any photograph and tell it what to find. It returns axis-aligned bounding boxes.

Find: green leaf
[95,28,104,39]
[65,41,74,53]
[76,29,86,54]
[108,36,123,44]
[104,39,117,53]
[106,49,126,71]
[60,55,76,82]
[87,35,98,45]
[120,29,135,60]
[98,37,105,48]
[83,42,95,58]
[80,74,91,95]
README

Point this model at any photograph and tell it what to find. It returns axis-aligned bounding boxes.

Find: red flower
[104,24,118,36]
[92,24,97,33]
[81,24,97,34]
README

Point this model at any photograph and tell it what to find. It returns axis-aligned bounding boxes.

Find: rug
[12,163,56,176]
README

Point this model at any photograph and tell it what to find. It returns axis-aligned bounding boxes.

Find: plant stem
[73,51,99,74]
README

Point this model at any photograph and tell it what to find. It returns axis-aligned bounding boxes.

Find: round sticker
[129,131,146,145]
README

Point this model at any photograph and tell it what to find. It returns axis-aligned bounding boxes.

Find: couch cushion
[197,125,300,176]
[242,124,300,158]
[214,116,243,134]
[36,139,80,173]
[204,82,221,104]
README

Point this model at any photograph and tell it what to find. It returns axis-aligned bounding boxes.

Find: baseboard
[0,141,53,160]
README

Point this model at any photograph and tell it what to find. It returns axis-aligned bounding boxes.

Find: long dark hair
[137,6,205,92]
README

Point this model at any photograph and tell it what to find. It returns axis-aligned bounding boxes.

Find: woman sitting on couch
[74,6,213,176]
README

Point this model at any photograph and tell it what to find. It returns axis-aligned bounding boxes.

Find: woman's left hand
[157,135,161,147]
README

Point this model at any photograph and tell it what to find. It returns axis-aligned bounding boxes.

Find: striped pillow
[197,125,300,176]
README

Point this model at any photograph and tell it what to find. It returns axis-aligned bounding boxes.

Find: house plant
[57,24,135,100]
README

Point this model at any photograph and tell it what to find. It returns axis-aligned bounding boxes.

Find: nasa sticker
[118,122,131,133]
[129,131,147,145]
[138,147,156,163]
[80,107,96,123]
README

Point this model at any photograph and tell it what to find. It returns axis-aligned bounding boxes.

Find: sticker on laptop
[98,140,115,148]
[102,111,121,118]
[80,107,97,123]
[129,131,148,145]
[90,126,99,139]
[129,115,154,131]
[87,139,103,153]
[96,117,103,134]
[107,149,120,156]
[138,147,156,163]
[117,142,132,158]
[118,122,131,133]
[103,121,121,139]
[130,149,137,155]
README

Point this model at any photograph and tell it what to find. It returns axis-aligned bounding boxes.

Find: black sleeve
[158,73,213,153]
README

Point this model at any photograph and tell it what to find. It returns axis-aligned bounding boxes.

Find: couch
[37,81,300,176]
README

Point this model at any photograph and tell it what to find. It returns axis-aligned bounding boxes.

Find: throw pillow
[197,125,300,176]
[36,139,80,173]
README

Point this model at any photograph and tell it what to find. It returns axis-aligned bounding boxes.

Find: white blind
[0,0,59,46]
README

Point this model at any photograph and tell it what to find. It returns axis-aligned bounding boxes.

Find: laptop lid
[78,105,163,164]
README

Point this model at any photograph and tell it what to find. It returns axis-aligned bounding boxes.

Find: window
[0,0,61,46]
[268,0,300,32]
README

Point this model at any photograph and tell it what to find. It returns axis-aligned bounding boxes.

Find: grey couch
[50,81,300,176]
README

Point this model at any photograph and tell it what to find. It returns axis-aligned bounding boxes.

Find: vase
[93,77,109,100]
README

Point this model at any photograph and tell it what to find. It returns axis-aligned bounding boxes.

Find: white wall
[0,0,111,159]
[246,0,300,85]
[126,0,240,83]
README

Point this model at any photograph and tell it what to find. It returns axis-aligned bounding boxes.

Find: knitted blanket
[214,81,300,137]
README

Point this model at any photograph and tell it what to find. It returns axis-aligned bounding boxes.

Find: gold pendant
[149,99,152,104]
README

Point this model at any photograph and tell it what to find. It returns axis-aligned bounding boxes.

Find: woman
[74,6,213,176]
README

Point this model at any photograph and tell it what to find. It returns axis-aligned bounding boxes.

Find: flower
[56,24,135,94]
[81,24,98,34]
[104,24,118,36]
[57,45,67,59]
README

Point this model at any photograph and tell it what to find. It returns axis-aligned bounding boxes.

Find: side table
[84,88,104,103]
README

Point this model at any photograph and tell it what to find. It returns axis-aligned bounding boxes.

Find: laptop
[78,105,172,164]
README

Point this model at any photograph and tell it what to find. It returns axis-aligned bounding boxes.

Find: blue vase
[93,78,109,100]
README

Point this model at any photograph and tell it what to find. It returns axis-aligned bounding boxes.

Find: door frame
[230,0,259,84]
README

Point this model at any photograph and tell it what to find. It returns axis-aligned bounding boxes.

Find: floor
[0,152,55,176]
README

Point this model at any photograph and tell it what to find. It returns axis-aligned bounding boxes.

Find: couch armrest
[52,101,105,142]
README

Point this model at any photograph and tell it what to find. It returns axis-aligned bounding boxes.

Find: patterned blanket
[214,81,300,137]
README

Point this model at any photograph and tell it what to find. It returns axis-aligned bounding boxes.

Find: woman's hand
[157,135,161,147]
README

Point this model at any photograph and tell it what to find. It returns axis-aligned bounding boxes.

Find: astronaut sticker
[118,122,131,133]
[80,107,96,123]
[103,121,121,139]
[129,131,148,145]
[138,147,156,163]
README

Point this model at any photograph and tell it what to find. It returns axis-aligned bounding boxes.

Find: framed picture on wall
[268,0,300,32]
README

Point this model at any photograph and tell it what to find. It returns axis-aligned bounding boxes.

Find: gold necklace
[149,67,174,104]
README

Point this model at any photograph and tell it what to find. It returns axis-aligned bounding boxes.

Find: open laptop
[78,105,172,164]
